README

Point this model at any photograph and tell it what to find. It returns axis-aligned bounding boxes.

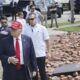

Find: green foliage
[55,26,80,32]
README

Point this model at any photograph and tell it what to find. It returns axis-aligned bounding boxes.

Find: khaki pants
[50,13,58,28]
[41,11,47,27]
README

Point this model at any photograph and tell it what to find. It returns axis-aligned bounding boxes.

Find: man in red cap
[0,21,37,80]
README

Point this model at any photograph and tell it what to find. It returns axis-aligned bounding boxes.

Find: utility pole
[70,0,75,23]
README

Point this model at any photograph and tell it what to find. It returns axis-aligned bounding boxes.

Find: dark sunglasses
[29,18,35,20]
[1,21,7,23]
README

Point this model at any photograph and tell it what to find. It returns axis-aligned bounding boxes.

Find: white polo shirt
[22,23,49,57]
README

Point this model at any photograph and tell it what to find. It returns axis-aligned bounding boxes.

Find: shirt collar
[30,23,38,29]
[14,35,21,40]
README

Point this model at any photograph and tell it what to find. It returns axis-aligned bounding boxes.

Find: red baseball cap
[11,21,22,30]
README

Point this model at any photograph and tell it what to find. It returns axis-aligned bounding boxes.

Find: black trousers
[16,65,27,80]
[36,57,48,80]
[11,7,17,21]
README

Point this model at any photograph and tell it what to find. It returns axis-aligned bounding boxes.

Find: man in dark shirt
[48,3,58,28]
[0,16,11,40]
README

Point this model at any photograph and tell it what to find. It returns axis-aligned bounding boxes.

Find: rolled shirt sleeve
[42,27,49,40]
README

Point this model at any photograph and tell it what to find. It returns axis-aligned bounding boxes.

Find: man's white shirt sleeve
[42,27,49,40]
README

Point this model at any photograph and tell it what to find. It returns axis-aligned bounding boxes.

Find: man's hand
[8,56,19,65]
[32,71,37,77]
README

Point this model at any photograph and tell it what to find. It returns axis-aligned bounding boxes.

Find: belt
[16,65,25,70]
[21,65,25,67]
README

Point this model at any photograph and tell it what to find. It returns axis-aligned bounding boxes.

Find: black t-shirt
[0,26,11,35]
[48,5,57,14]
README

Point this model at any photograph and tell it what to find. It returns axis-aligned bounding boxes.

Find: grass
[55,26,80,32]
[58,21,80,26]
[47,21,80,27]
[47,22,70,27]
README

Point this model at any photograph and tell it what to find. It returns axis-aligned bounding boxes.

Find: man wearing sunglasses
[0,16,11,37]
[26,5,44,25]
[23,13,49,80]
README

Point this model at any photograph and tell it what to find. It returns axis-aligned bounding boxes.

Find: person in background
[48,3,58,28]
[40,0,48,27]
[10,0,18,20]
[26,5,44,24]
[0,21,37,80]
[23,13,49,80]
[0,16,11,36]
[16,11,26,32]
[23,1,35,19]
[0,0,3,18]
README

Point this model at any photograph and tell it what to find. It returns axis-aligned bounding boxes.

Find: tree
[70,0,75,23]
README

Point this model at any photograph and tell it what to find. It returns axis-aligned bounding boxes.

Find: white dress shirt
[13,35,24,64]
[22,23,49,57]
